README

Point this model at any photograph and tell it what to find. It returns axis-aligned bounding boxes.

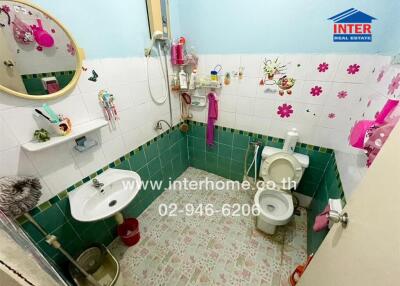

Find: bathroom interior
[1,0,400,285]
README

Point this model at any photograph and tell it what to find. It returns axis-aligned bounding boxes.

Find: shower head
[145,31,166,57]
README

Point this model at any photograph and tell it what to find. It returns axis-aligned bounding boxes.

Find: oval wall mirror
[0,0,83,100]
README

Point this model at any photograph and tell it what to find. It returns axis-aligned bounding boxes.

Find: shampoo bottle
[179,67,188,90]
[189,69,197,90]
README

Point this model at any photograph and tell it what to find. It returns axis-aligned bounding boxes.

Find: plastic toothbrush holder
[49,117,72,136]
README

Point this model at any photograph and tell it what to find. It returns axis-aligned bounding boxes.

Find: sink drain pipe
[24,214,101,286]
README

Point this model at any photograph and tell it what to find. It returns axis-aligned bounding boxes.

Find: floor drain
[109,200,117,207]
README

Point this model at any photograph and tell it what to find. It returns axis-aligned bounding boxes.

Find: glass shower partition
[0,211,69,286]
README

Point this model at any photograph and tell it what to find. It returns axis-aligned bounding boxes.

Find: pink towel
[47,82,60,94]
[207,92,218,146]
[313,205,330,232]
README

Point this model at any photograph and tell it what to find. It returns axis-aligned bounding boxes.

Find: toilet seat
[255,189,293,225]
[260,152,303,190]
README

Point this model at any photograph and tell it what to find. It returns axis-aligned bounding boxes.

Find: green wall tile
[192,137,206,152]
[218,143,232,159]
[191,125,206,138]
[33,205,67,233]
[137,166,151,182]
[113,160,131,171]
[233,133,250,149]
[230,160,244,175]
[144,143,159,162]
[206,144,218,154]
[148,157,162,174]
[218,129,233,145]
[231,147,247,162]
[129,150,147,171]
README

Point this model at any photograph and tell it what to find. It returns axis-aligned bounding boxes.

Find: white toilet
[254,146,309,234]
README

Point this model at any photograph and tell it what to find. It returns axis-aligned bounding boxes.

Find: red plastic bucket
[117,218,140,246]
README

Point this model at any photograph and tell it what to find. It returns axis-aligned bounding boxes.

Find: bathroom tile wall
[307,155,344,254]
[190,54,392,155]
[0,56,182,205]
[333,64,400,199]
[18,126,188,272]
[187,121,334,199]
[187,120,344,254]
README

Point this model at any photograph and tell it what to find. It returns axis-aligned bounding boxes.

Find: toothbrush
[42,104,59,123]
[34,109,52,122]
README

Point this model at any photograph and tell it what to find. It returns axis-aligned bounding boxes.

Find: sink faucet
[92,179,104,189]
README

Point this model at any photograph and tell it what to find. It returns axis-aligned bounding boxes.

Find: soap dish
[74,136,98,152]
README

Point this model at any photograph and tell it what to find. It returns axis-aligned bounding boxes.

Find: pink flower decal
[310,86,323,96]
[387,73,400,95]
[67,43,76,56]
[328,113,336,119]
[337,90,348,99]
[277,103,293,118]
[347,64,360,75]
[377,70,384,82]
[36,46,43,52]
[1,5,10,13]
[317,62,329,72]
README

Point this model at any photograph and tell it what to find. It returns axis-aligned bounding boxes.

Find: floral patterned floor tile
[109,167,307,286]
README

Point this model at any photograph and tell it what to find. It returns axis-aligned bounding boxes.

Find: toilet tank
[261,147,309,168]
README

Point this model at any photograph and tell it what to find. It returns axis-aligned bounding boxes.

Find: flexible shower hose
[146,41,168,104]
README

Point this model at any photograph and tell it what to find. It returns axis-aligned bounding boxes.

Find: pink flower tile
[310,86,323,96]
[317,62,329,72]
[347,64,360,75]
[277,103,293,118]
[387,73,400,95]
[377,70,385,82]
[337,90,348,99]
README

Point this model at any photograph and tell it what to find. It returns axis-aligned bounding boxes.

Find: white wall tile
[217,111,236,129]
[304,54,341,82]
[335,151,368,199]
[101,135,127,163]
[0,116,19,151]
[235,96,256,115]
[334,55,375,83]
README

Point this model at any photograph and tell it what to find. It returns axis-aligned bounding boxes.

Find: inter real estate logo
[328,8,377,42]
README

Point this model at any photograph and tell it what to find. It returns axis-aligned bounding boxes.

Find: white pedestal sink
[69,169,142,222]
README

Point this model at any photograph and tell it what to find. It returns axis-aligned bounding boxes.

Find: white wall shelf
[22,119,108,152]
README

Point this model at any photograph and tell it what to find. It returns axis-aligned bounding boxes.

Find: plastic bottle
[179,67,188,90]
[189,69,197,90]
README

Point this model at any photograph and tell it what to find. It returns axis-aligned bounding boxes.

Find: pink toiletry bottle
[176,43,184,65]
[171,42,178,65]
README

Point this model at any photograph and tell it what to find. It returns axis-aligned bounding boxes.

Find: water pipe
[24,214,101,286]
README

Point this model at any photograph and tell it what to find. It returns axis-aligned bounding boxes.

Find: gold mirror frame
[0,0,84,100]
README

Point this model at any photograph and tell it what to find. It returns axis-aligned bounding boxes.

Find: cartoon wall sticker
[88,70,99,82]
[224,72,231,85]
[260,58,296,96]
[276,76,295,95]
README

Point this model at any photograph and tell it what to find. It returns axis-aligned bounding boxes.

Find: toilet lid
[261,152,303,190]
